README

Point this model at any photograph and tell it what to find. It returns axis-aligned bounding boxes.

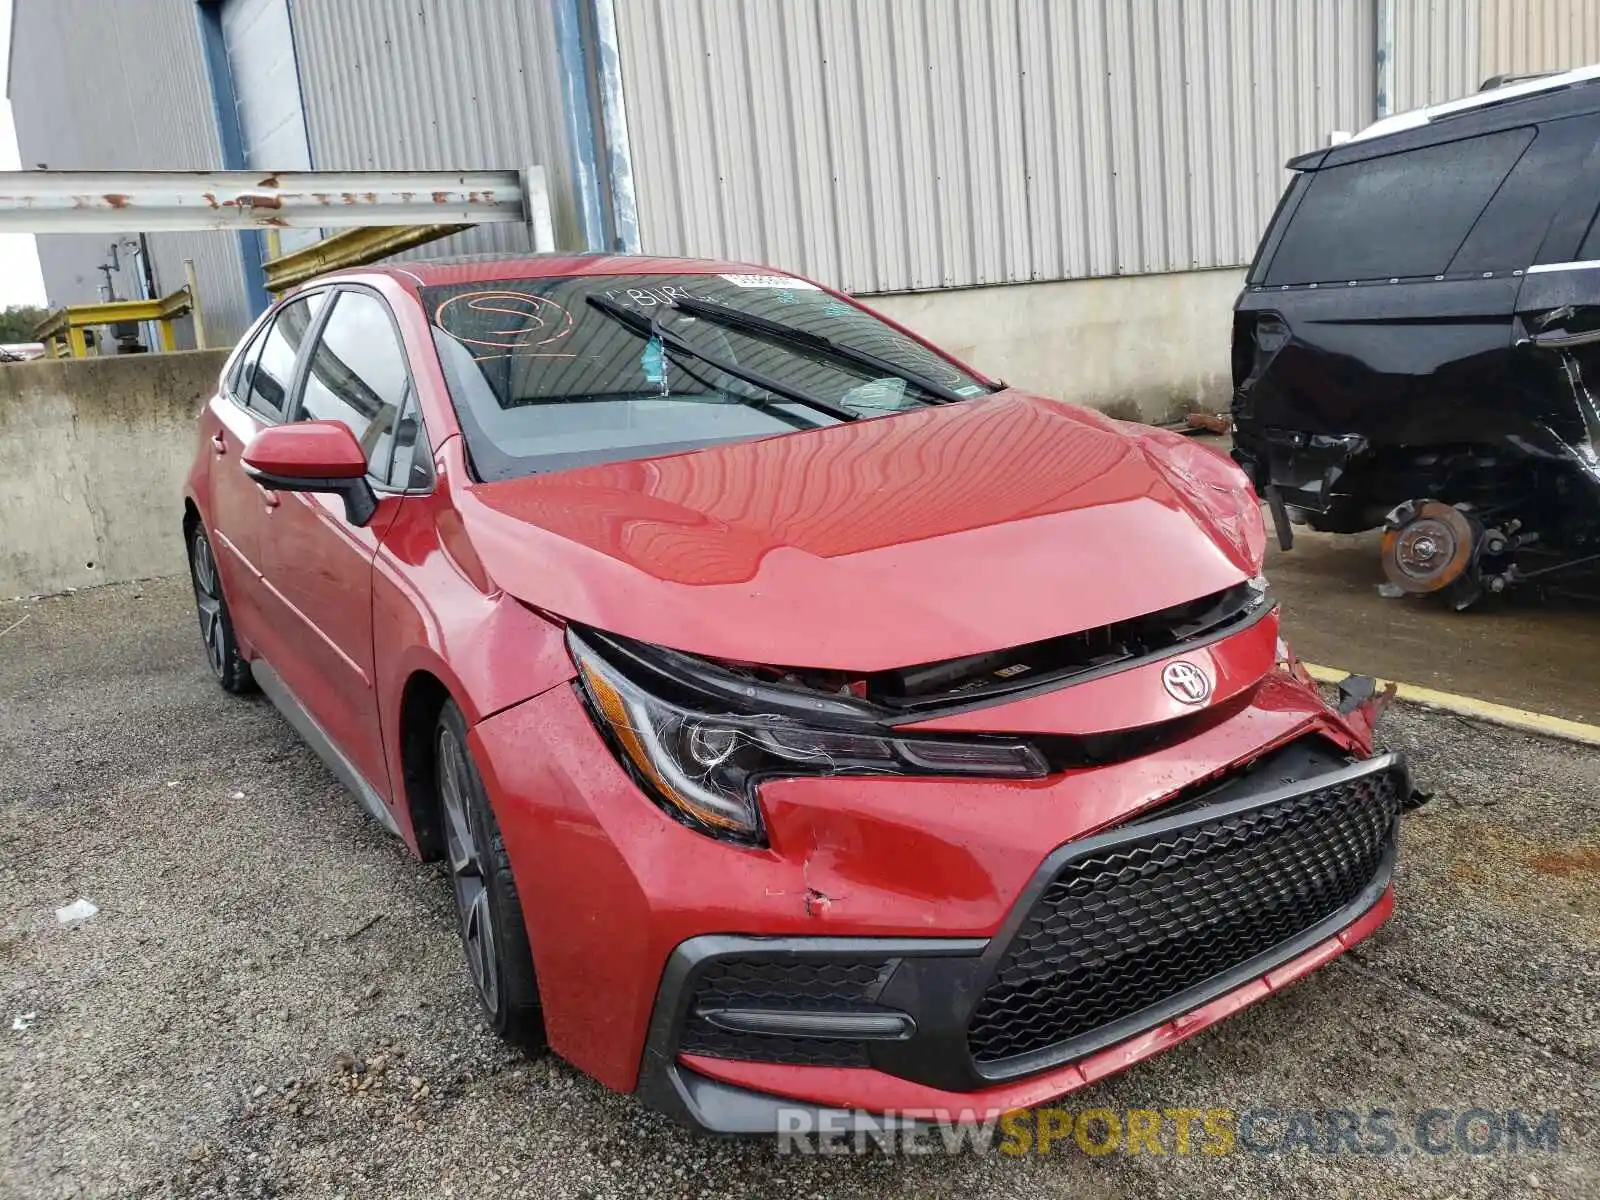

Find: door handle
[256,484,280,509]
[210,432,228,455]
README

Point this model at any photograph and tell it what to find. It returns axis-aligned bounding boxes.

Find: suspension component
[1380,500,1486,609]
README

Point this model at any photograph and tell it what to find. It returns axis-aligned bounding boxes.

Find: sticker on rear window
[718,273,820,290]
[641,336,667,392]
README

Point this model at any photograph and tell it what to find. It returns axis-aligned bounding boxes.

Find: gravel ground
[1,578,1596,1199]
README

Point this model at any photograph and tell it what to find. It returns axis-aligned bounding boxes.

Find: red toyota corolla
[182,254,1411,1132]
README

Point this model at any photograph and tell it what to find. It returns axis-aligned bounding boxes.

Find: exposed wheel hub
[1380,500,1499,609]
[1382,501,1480,593]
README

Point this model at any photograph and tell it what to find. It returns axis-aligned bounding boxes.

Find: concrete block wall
[869,268,1245,424]
[0,352,228,598]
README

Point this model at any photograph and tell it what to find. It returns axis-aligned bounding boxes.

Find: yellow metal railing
[261,224,467,294]
[33,285,196,359]
[34,222,478,357]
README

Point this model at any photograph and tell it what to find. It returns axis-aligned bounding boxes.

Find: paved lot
[1186,434,1600,724]
[2,577,1597,1199]
[1268,528,1600,725]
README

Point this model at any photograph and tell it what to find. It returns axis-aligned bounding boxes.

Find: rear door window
[292,289,412,481]
[1453,117,1597,273]
[243,292,326,422]
[225,319,267,401]
[1262,128,1536,285]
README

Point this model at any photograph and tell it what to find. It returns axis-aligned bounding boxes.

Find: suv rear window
[1260,127,1535,285]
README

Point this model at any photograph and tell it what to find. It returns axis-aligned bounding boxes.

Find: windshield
[422,272,994,480]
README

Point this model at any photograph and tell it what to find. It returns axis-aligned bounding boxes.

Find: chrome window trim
[1526,259,1600,274]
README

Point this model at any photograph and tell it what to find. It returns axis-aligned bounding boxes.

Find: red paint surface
[456,392,1263,670]
[183,256,1395,1118]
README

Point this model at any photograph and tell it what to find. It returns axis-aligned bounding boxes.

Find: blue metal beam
[193,0,271,317]
[591,0,639,253]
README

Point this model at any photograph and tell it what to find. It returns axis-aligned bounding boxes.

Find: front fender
[370,483,576,852]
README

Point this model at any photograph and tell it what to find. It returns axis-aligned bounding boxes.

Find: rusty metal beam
[0,169,530,233]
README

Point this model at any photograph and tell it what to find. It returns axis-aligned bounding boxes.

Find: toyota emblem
[1162,660,1212,705]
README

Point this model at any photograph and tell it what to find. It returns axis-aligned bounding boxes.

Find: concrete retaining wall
[870,268,1244,423]
[0,351,227,598]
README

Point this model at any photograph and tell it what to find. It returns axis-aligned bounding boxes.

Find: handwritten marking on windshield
[434,291,575,352]
[599,285,697,308]
[718,273,820,289]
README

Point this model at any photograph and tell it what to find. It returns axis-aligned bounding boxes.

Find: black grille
[679,958,895,1067]
[967,768,1402,1068]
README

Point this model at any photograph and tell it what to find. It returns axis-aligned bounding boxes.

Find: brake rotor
[1381,501,1481,594]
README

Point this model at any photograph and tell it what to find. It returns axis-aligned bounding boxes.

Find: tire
[435,700,546,1049]
[188,525,254,695]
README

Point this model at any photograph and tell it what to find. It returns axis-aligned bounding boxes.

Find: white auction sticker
[718,273,820,290]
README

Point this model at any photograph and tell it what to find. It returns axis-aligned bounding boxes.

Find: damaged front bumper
[635,748,1411,1132]
[470,664,1410,1128]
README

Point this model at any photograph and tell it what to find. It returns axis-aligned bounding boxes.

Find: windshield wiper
[584,295,858,423]
[667,296,976,404]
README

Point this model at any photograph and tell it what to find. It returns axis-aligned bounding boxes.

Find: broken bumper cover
[1232,427,1370,518]
[636,754,1409,1133]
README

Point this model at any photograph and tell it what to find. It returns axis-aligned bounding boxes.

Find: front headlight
[569,631,1048,842]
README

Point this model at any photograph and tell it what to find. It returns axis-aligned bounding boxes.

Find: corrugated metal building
[618,0,1377,289]
[9,0,1600,413]
[6,0,255,346]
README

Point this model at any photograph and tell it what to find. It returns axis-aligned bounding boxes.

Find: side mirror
[242,421,378,526]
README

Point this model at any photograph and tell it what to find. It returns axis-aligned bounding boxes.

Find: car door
[1512,123,1600,468]
[204,292,327,645]
[250,286,419,796]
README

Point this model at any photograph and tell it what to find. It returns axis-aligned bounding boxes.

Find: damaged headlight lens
[569,632,1048,841]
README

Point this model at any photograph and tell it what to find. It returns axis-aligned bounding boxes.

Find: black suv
[1232,69,1600,607]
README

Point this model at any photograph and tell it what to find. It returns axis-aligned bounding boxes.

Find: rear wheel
[188,526,254,694]
[436,701,546,1048]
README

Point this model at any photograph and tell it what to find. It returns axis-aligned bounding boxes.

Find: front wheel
[188,526,254,694]
[436,701,546,1049]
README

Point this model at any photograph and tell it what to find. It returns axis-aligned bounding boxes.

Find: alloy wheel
[438,727,500,1016]
[190,534,227,679]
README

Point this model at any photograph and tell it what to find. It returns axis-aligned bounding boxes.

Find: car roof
[1350,64,1600,144]
[1287,64,1600,171]
[317,253,807,289]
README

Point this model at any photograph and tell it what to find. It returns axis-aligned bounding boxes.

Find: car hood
[453,391,1264,671]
